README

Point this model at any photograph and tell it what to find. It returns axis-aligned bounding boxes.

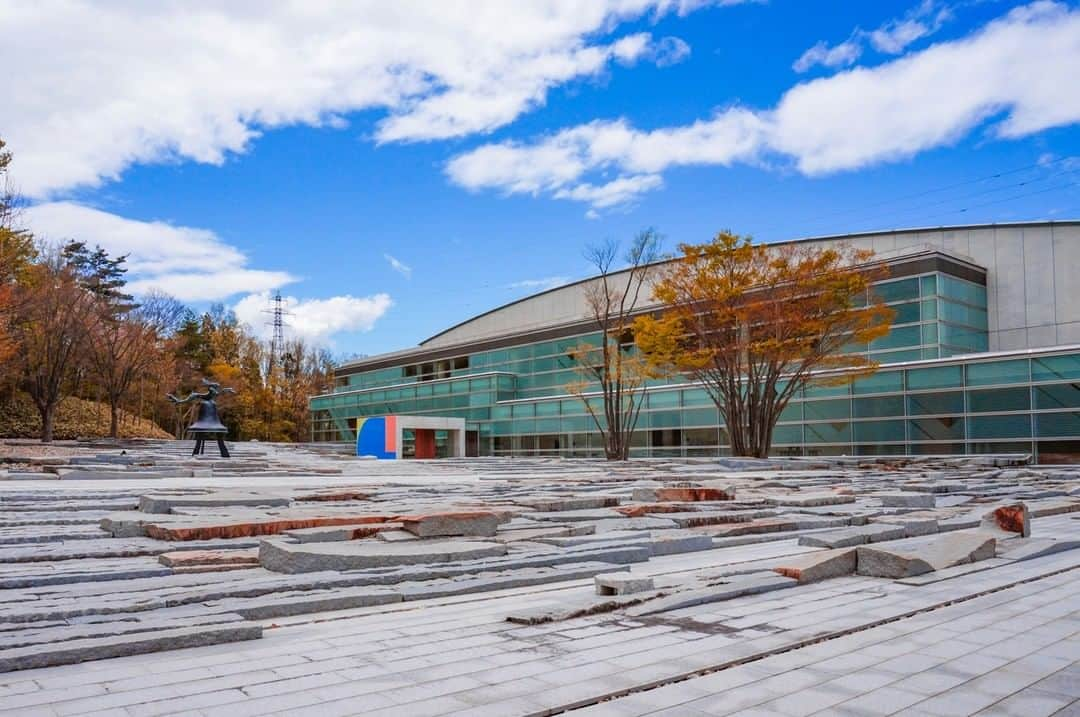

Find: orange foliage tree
[634,231,893,458]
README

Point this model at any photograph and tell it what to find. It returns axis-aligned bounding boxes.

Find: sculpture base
[189,433,230,458]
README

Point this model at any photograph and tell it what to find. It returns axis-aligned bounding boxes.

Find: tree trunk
[109,401,119,439]
[40,404,56,443]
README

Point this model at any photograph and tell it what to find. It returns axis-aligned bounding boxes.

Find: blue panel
[356,417,395,459]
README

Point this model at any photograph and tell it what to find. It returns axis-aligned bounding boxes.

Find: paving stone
[625,572,798,616]
[856,531,997,578]
[870,516,939,537]
[258,537,509,573]
[878,492,936,508]
[398,511,504,538]
[140,514,395,541]
[766,493,857,507]
[799,524,905,548]
[631,487,735,502]
[0,623,262,673]
[516,496,622,511]
[157,550,260,568]
[594,572,655,596]
[773,548,858,583]
[138,492,291,514]
[285,522,403,543]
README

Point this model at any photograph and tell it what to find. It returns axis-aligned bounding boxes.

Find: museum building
[309,222,1080,463]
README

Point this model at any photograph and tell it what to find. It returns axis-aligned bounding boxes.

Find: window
[891,302,921,325]
[871,325,921,351]
[911,442,965,455]
[804,381,849,398]
[682,389,713,406]
[873,278,919,303]
[773,424,803,444]
[908,391,963,415]
[647,411,681,429]
[535,401,559,417]
[778,402,802,422]
[651,429,682,447]
[907,365,962,390]
[805,422,851,443]
[966,360,1028,387]
[940,275,986,306]
[804,399,850,421]
[853,420,905,443]
[1036,412,1080,438]
[909,416,964,440]
[1034,383,1080,410]
[682,408,719,426]
[969,415,1031,439]
[684,428,720,447]
[1032,355,1080,382]
[648,391,680,409]
[967,387,1030,413]
[853,371,903,395]
[854,395,904,418]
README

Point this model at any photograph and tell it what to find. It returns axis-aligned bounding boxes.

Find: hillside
[0,392,173,440]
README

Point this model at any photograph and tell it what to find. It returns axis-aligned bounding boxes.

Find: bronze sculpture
[167,379,235,457]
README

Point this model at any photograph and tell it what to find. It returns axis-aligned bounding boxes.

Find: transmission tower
[262,291,293,371]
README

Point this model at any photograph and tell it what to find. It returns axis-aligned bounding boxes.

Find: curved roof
[337,220,1080,372]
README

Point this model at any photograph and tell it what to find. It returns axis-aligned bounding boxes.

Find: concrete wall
[809,223,1080,351]
[422,222,1080,353]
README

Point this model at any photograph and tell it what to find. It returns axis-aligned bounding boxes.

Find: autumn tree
[635,231,893,458]
[566,229,662,460]
[0,137,36,370]
[86,289,186,438]
[9,249,100,441]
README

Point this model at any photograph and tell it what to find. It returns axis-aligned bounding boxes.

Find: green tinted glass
[907,365,962,390]
[967,387,1030,412]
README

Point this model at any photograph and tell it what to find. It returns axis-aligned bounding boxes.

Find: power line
[754,155,1078,237]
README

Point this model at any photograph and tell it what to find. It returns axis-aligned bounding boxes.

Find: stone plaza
[0,440,1078,716]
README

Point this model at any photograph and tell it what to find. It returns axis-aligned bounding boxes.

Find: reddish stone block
[396,511,503,537]
[295,491,371,502]
[660,487,733,501]
[144,514,393,541]
[158,549,259,567]
[615,503,688,517]
[981,502,1031,537]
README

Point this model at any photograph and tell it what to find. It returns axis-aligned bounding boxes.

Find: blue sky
[4,0,1078,358]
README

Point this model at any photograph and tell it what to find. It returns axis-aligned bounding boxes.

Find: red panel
[414,429,436,459]
[385,415,397,454]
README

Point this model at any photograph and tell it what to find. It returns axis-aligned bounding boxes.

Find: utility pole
[263,291,292,372]
[262,291,292,442]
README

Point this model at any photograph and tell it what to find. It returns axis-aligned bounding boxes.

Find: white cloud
[24,201,294,302]
[553,174,664,208]
[383,254,413,279]
[449,2,1080,209]
[233,291,392,345]
[793,40,862,73]
[505,276,572,290]
[794,0,951,73]
[0,1,737,197]
[870,19,931,54]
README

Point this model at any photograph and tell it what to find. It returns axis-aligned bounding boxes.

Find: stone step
[625,572,798,616]
[0,622,262,673]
